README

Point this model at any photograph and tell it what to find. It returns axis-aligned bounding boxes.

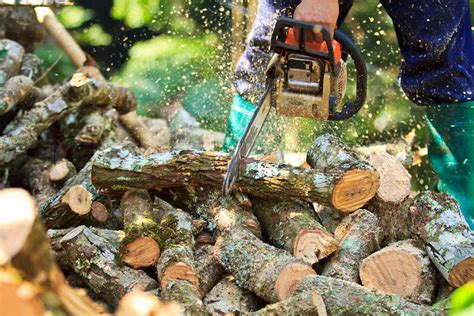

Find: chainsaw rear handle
[271,17,367,121]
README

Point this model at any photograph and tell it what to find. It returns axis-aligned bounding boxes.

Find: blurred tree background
[35,0,474,190]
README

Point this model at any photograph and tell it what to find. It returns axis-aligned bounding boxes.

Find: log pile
[1,9,473,316]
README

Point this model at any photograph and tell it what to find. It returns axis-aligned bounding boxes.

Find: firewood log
[0,39,24,85]
[306,133,380,212]
[47,227,73,271]
[215,227,316,303]
[120,189,161,269]
[59,225,159,307]
[195,190,262,238]
[195,231,215,248]
[115,291,183,316]
[253,199,338,264]
[156,203,199,291]
[194,245,223,297]
[119,111,171,149]
[0,75,37,115]
[92,145,379,211]
[204,276,264,314]
[19,53,42,81]
[322,209,383,283]
[359,239,436,304]
[48,158,77,185]
[250,290,327,316]
[0,68,137,166]
[0,188,103,315]
[74,110,111,145]
[295,275,445,315]
[161,280,204,315]
[313,204,344,234]
[355,140,413,168]
[409,192,474,287]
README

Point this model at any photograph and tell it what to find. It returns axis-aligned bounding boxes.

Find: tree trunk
[0,75,37,115]
[59,225,159,307]
[120,189,161,269]
[215,227,316,303]
[322,209,383,283]
[0,39,24,85]
[92,144,379,211]
[409,192,474,288]
[250,290,327,316]
[204,276,263,314]
[359,239,437,304]
[306,133,380,212]
[295,275,445,315]
[194,245,224,297]
[253,199,338,264]
[119,111,171,149]
[0,188,103,315]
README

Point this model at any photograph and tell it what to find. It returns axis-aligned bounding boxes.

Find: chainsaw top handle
[271,17,367,121]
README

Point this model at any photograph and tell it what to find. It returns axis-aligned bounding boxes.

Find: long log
[0,188,103,315]
[0,75,37,115]
[322,209,383,283]
[409,192,474,288]
[92,145,379,211]
[295,275,445,315]
[59,225,159,307]
[253,199,338,264]
[215,227,316,303]
[0,39,24,85]
[250,290,327,316]
[119,110,171,149]
[359,239,436,304]
[194,245,223,297]
[120,189,161,269]
[306,133,380,212]
[204,276,263,314]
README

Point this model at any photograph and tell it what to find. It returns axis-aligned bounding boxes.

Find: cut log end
[360,249,422,298]
[332,169,379,212]
[294,229,339,264]
[449,257,474,288]
[120,237,161,269]
[274,263,317,301]
[161,262,199,290]
[61,185,92,215]
[49,160,74,182]
[90,201,108,223]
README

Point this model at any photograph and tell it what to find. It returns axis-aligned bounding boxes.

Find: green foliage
[449,282,474,316]
[34,45,75,83]
[57,5,93,28]
[73,24,112,46]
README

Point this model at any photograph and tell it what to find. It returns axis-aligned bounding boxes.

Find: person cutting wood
[222,0,474,228]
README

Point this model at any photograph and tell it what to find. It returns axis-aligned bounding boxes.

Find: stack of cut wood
[1,8,473,316]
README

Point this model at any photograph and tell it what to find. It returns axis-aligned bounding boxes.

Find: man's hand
[294,0,339,42]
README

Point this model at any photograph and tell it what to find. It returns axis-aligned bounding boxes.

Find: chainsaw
[223,17,367,195]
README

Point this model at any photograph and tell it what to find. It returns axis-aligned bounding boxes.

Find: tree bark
[74,110,111,145]
[295,275,445,315]
[0,188,103,315]
[409,191,474,288]
[59,225,159,307]
[0,39,24,85]
[119,111,170,149]
[0,7,45,52]
[215,227,316,303]
[204,277,263,315]
[19,53,43,82]
[161,280,205,315]
[253,199,338,264]
[120,189,161,269]
[92,144,379,211]
[313,204,345,235]
[0,75,37,115]
[359,239,437,304]
[306,133,380,212]
[322,209,383,283]
[250,289,327,316]
[194,245,224,297]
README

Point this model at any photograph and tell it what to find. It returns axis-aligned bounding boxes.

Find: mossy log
[409,192,474,287]
[119,110,171,149]
[156,202,199,290]
[194,245,224,296]
[295,275,445,315]
[40,160,100,228]
[322,209,383,283]
[306,133,380,212]
[0,39,24,85]
[161,280,205,315]
[115,291,182,316]
[195,190,262,238]
[0,68,136,167]
[0,188,103,315]
[59,225,159,307]
[204,276,263,314]
[0,75,37,115]
[215,227,316,303]
[19,53,43,81]
[253,199,338,265]
[250,290,327,316]
[359,239,436,304]
[92,144,379,211]
[120,189,161,269]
